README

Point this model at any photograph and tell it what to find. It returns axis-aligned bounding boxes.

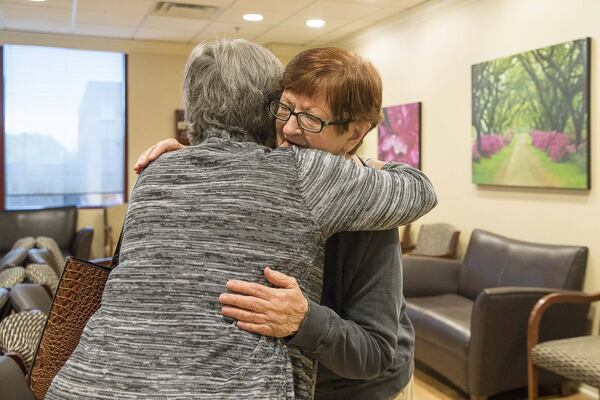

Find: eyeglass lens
[270,101,323,133]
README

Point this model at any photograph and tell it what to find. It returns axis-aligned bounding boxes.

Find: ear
[344,121,372,153]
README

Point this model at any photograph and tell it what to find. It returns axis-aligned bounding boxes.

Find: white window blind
[3,44,126,209]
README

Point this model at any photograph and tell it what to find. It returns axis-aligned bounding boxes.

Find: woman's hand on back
[134,138,185,174]
[219,267,308,338]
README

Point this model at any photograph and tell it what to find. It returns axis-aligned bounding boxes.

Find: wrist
[286,299,331,352]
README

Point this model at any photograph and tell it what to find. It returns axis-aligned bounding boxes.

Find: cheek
[306,132,343,155]
[275,121,285,145]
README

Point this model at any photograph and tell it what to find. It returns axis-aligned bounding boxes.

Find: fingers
[264,267,297,289]
[236,321,273,336]
[133,138,184,173]
[134,145,156,174]
[225,280,277,300]
[219,292,272,312]
[221,305,267,325]
[148,138,183,161]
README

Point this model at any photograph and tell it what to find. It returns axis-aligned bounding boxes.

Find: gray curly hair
[183,39,284,147]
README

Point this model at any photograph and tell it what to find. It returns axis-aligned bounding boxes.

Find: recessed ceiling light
[28,0,47,2]
[243,13,264,22]
[306,19,326,28]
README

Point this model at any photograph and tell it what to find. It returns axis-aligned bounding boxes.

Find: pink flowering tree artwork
[378,102,421,169]
[471,38,590,189]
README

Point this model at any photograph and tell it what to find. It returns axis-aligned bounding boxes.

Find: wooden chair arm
[527,291,600,353]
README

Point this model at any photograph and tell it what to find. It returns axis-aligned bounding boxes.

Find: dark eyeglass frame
[268,100,351,133]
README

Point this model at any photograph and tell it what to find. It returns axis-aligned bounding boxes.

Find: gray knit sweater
[46,137,436,400]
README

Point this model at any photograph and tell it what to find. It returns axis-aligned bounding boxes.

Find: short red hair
[281,47,383,134]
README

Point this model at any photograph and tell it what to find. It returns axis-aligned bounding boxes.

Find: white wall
[339,0,600,331]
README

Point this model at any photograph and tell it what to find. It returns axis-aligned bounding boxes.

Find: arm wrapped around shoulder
[294,148,437,237]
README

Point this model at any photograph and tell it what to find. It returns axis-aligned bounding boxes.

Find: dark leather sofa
[403,229,588,400]
[0,206,93,262]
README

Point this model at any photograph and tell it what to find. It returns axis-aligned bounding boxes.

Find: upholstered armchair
[528,291,600,399]
[0,206,94,261]
[405,222,460,258]
[403,229,588,400]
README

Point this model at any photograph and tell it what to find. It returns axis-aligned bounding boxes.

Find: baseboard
[579,384,599,399]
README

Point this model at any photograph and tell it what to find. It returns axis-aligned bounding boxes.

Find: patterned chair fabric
[411,223,459,258]
[0,310,47,370]
[0,288,9,319]
[25,264,59,293]
[34,237,65,277]
[532,336,600,388]
[11,237,36,252]
[0,266,26,289]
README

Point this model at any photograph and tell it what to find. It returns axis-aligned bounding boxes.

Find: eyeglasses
[268,100,350,133]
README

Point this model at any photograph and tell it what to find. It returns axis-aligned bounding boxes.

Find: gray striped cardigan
[46,136,436,400]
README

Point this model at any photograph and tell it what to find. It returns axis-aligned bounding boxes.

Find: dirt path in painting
[493,133,557,186]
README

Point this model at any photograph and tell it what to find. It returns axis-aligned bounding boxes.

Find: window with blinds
[1,44,126,210]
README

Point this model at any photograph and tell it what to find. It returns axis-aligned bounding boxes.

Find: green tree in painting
[471,38,590,189]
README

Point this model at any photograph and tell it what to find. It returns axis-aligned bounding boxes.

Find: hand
[219,267,309,337]
[362,156,387,169]
[133,138,185,174]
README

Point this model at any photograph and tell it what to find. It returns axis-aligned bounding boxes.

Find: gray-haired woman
[46,39,436,400]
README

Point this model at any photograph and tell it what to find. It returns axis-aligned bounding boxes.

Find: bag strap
[109,228,124,268]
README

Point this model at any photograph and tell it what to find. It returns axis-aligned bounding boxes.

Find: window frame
[0,45,129,210]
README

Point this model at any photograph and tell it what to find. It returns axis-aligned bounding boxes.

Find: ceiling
[0,0,428,46]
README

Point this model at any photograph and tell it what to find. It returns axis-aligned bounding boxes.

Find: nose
[282,115,303,137]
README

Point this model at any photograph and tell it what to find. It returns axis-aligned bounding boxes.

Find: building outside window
[1,44,126,210]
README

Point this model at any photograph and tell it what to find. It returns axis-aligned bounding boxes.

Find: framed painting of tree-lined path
[471,38,591,189]
[378,102,421,169]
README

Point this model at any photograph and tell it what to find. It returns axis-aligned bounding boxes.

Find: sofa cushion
[9,284,52,315]
[0,248,28,272]
[459,229,588,300]
[406,294,472,358]
[0,267,26,289]
[532,336,600,388]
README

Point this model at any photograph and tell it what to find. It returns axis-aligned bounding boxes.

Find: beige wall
[339,0,600,330]
[0,31,191,258]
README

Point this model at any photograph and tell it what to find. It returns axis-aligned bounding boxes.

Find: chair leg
[528,362,539,400]
[558,382,573,396]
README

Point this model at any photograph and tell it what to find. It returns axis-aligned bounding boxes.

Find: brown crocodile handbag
[28,236,122,399]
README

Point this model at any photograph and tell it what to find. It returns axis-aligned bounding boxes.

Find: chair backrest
[0,207,77,253]
[411,223,460,258]
[458,229,588,300]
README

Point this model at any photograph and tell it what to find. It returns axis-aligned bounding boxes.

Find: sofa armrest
[403,255,461,297]
[71,227,94,260]
[9,283,53,314]
[468,287,589,394]
[0,355,35,399]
